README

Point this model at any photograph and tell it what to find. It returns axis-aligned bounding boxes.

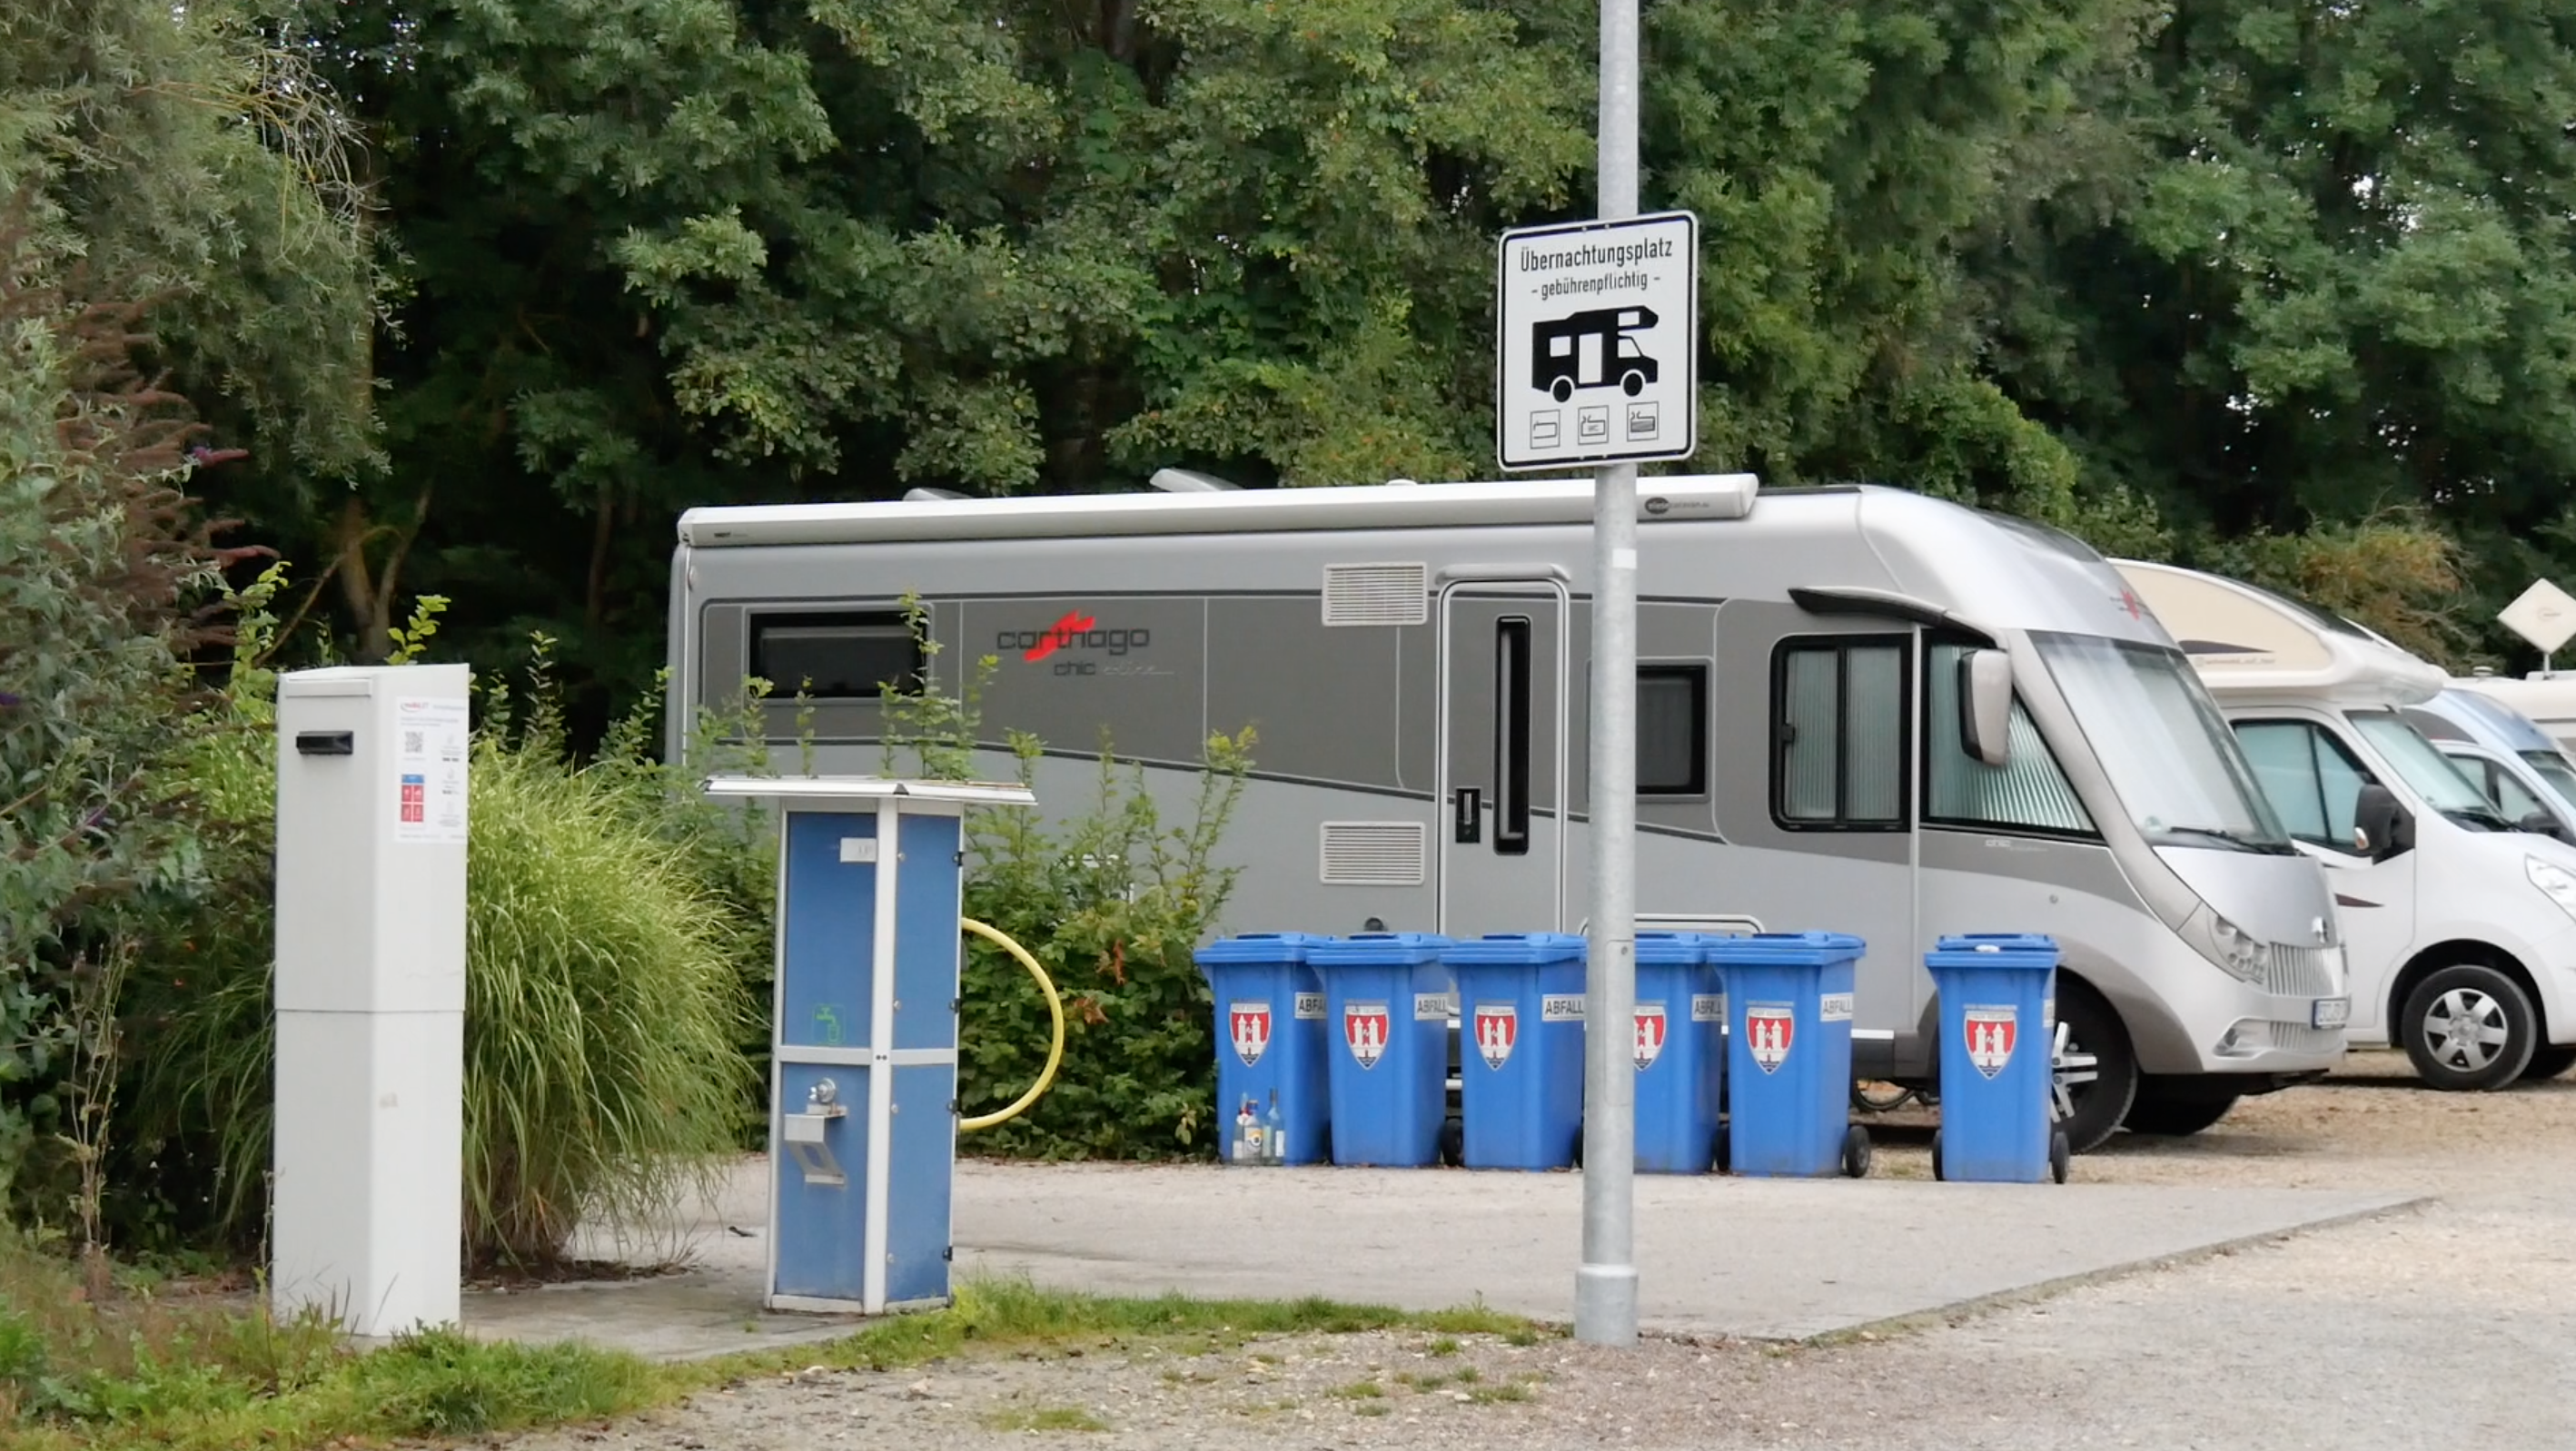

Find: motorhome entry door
[1434,577,1571,934]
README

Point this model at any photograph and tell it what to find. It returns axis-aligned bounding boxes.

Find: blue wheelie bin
[1308,933,1453,1167]
[1194,933,1334,1165]
[1445,933,1587,1170]
[1633,932,1724,1174]
[1712,932,1870,1178]
[1925,934,2068,1184]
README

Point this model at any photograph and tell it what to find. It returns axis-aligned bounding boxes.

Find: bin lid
[1194,933,1334,965]
[1442,932,1588,966]
[1306,932,1453,965]
[1704,931,1867,966]
[1635,931,1714,965]
[1927,933,2060,970]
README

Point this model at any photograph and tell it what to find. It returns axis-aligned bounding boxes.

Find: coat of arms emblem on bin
[1964,1005,2016,1079]
[1745,1002,1795,1073]
[1632,1003,1668,1071]
[1228,1001,1272,1068]
[1472,1002,1517,1070]
[1344,1001,1392,1070]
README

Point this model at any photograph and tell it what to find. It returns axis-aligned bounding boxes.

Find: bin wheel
[1438,1116,1465,1168]
[1841,1125,1872,1179]
[2050,1130,2071,1184]
[1929,1129,1944,1182]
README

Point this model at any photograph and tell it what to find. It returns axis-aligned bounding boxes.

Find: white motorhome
[2452,670,2576,755]
[669,477,2350,1150]
[2114,560,2576,1088]
[2404,689,2576,846]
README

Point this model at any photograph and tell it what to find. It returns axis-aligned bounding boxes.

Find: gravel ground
[493,1053,2576,1451]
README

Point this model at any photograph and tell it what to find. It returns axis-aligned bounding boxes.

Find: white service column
[272,664,471,1336]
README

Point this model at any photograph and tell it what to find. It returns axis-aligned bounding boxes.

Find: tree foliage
[0,222,234,1208]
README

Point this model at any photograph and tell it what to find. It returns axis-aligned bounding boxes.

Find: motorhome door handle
[1455,787,1482,843]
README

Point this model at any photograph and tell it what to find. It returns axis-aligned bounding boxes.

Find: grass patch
[982,1405,1110,1432]
[707,1275,1544,1378]
[1469,1382,1533,1404]
[1353,1401,1391,1417]
[2,1249,1545,1451]
[1426,1335,1461,1357]
[1329,1379,1386,1399]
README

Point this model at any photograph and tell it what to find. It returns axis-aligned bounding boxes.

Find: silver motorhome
[668,476,2347,1149]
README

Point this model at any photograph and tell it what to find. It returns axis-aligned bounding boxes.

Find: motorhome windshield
[2034,633,2294,853]
[2347,711,2513,829]
[2522,749,2576,811]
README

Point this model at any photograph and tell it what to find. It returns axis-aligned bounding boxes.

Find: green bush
[873,607,1251,1159]
[114,618,760,1267]
[0,224,231,1210]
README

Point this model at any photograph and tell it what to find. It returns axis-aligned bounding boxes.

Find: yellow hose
[956,917,1065,1131]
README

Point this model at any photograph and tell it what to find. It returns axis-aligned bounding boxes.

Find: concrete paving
[461,1154,2418,1359]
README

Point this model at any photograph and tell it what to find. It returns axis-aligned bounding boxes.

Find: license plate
[2312,997,2351,1030]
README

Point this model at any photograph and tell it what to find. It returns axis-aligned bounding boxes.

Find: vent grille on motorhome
[1322,564,1429,627]
[1318,822,1427,886]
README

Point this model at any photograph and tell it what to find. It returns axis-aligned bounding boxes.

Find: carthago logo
[997,610,1154,676]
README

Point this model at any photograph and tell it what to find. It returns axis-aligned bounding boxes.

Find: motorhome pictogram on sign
[1344,1001,1391,1070]
[1745,1002,1795,1073]
[1965,1006,2016,1079]
[1229,1002,1272,1068]
[1473,1002,1517,1070]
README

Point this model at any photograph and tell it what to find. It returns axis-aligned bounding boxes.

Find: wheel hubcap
[2051,1019,2098,1123]
[2423,986,2511,1071]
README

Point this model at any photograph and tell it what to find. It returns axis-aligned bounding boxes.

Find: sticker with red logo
[1344,1001,1391,1069]
[1228,1001,1272,1068]
[1473,1002,1517,1070]
[1633,1003,1668,1071]
[1745,1002,1796,1073]
[1964,1005,2017,1079]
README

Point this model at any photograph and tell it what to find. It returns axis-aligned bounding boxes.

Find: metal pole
[1575,0,1640,1348]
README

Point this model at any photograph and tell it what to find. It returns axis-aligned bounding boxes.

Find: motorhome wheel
[2523,1045,2576,1081]
[2051,983,2135,1153]
[2400,964,2538,1091]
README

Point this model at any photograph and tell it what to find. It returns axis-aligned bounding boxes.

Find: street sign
[1496,212,1698,471]
[2499,578,2576,656]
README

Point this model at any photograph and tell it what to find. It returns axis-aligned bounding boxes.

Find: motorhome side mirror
[1959,648,2013,767]
[2352,784,2413,861]
[2518,809,2568,842]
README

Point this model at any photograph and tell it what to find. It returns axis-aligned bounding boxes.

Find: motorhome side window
[748,611,924,699]
[1772,637,1906,829]
[1923,640,2095,835]
[1638,664,1709,796]
[2234,720,2372,848]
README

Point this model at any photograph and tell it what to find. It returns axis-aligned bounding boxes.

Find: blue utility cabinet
[702,775,1036,1315]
